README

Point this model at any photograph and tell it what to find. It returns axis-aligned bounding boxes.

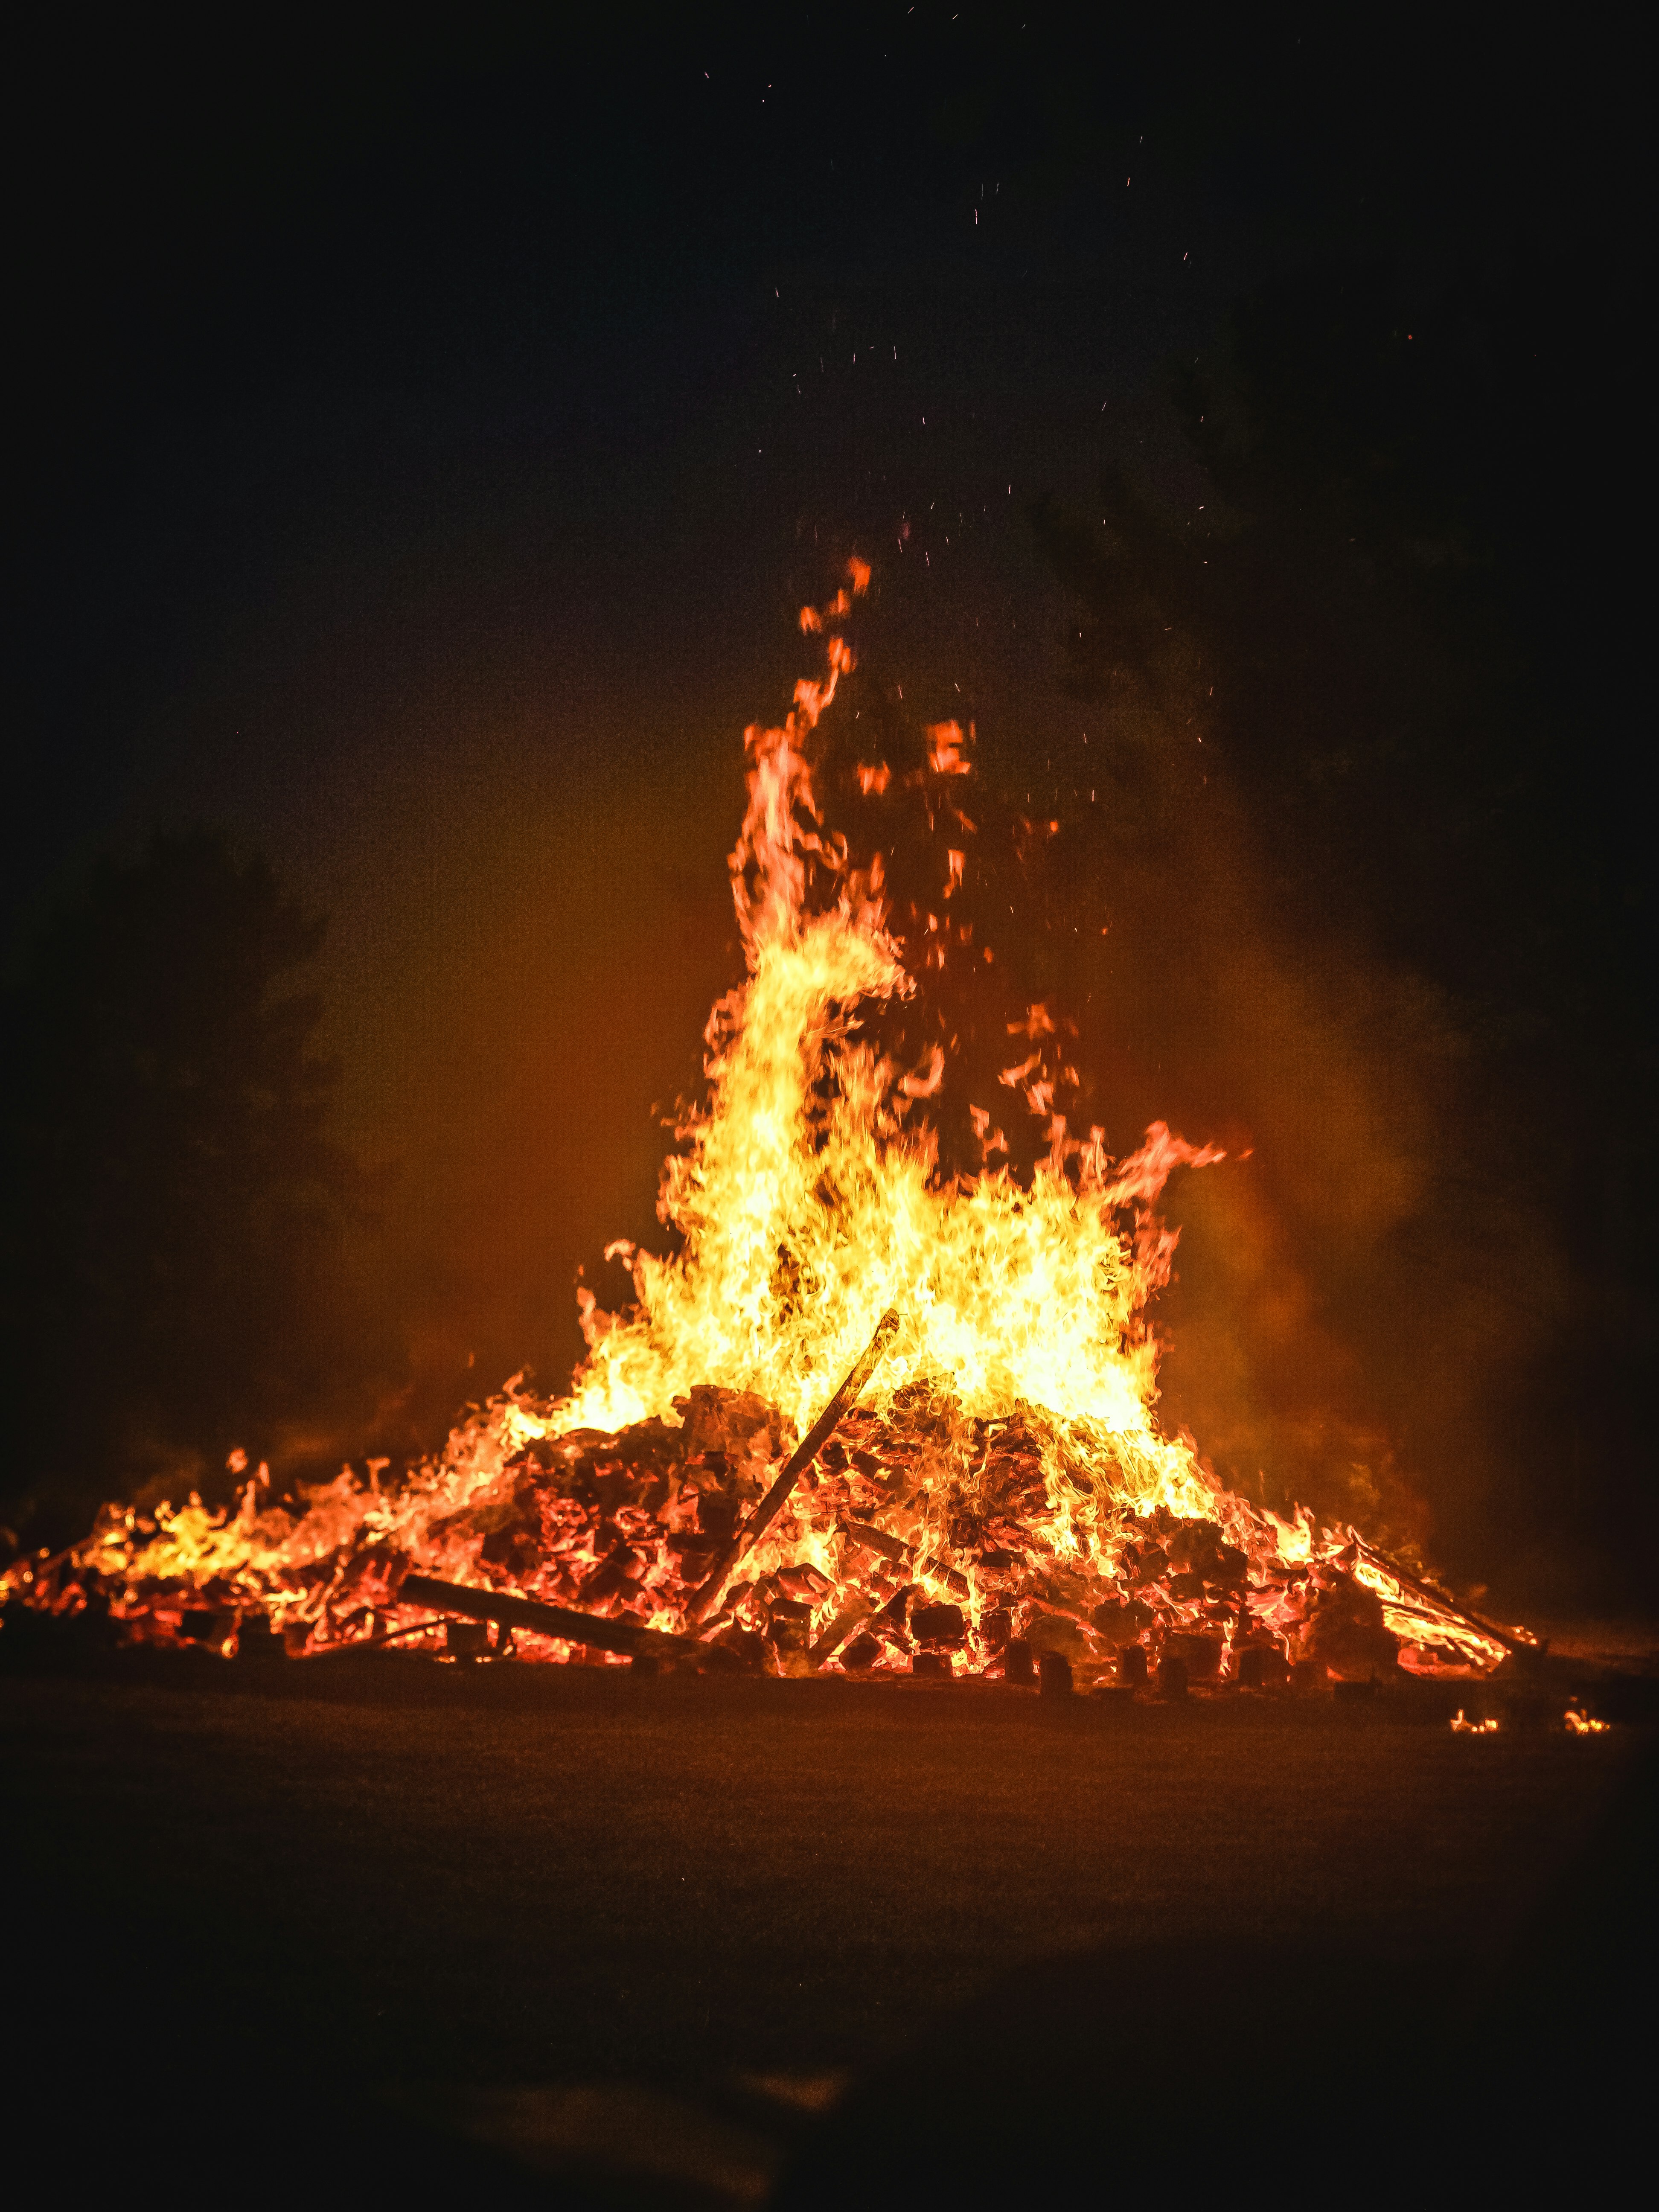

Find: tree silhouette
[2,831,390,1545]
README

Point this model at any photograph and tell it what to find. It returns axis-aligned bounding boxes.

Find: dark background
[4,12,1650,1607]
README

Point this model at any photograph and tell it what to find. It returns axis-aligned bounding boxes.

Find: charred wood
[1236,1644,1289,1688]
[1352,1539,1531,1659]
[911,1601,967,1648]
[840,1520,970,1598]
[809,1598,875,1662]
[397,1572,698,1662]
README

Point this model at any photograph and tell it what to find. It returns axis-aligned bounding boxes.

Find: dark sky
[9,15,1647,1592]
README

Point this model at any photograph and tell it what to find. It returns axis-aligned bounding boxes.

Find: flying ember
[6,564,1529,1685]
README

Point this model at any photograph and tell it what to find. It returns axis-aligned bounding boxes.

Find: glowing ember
[1449,1710,1501,1735]
[4,565,1532,1686]
[1564,1706,1610,1736]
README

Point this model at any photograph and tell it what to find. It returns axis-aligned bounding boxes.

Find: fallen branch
[690,1308,901,1625]
[398,1573,699,1663]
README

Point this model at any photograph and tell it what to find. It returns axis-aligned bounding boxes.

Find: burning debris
[4,565,1530,1689]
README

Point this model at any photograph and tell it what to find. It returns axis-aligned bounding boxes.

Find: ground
[3,1655,1651,2203]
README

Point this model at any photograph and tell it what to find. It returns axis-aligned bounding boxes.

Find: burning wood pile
[3,566,1528,1688]
[6,1353,1522,1685]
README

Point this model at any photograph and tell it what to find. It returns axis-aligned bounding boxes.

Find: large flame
[567,565,1214,1506]
[6,565,1525,1682]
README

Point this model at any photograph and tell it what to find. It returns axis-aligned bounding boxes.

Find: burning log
[910,1601,967,1648]
[841,1520,972,1598]
[397,1572,699,1664]
[689,1307,900,1623]
[809,1596,876,1663]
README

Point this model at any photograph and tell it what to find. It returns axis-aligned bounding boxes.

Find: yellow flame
[6,562,1525,1677]
[548,566,1227,1523]
[1564,1706,1610,1735]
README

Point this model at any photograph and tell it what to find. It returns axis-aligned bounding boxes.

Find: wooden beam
[397,1573,698,1663]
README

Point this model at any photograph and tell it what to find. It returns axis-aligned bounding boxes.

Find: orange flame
[5,563,1528,1683]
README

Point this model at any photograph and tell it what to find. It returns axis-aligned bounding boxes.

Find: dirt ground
[3,1659,1651,2203]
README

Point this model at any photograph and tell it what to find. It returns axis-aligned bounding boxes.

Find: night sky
[8,17,1649,1602]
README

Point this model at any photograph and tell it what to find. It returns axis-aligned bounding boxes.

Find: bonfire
[5,564,1528,1688]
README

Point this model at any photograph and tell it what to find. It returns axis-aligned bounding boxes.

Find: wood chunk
[696,1493,740,1541]
[704,1627,767,1671]
[1156,1653,1189,1700]
[766,1619,812,1674]
[177,1609,229,1644]
[578,1548,641,1606]
[838,1523,970,1599]
[235,1614,281,1659]
[841,1520,910,1564]
[1118,1643,1149,1686]
[1004,1638,1035,1685]
[911,1601,966,1647]
[809,1598,874,1663]
[977,1606,1013,1650]
[1236,1644,1290,1688]
[766,1596,815,1625]
[776,1565,832,1600]
[1164,1630,1223,1682]
[1090,1598,1153,1641]
[1210,1543,1250,1589]
[1165,1519,1223,1570]
[1039,1650,1074,1698]
[870,1585,916,1634]
[1301,1572,1400,1677]
[1026,1611,1087,1660]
